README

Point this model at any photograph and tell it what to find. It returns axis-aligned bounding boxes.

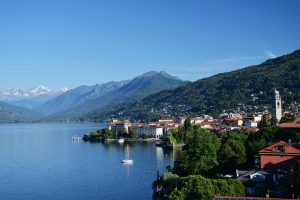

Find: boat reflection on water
[122,143,133,164]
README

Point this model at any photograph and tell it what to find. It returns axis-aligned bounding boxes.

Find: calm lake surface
[0,123,175,200]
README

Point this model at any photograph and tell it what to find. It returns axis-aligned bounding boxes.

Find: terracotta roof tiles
[259,141,300,154]
[278,122,300,128]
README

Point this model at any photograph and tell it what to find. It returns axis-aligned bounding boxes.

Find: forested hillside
[83,49,300,121]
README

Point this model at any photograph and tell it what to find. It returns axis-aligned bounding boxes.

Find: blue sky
[1,0,300,89]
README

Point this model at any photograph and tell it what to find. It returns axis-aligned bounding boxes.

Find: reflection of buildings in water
[124,143,130,159]
[156,146,176,170]
[156,147,164,162]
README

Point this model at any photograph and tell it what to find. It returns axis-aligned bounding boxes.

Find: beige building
[108,120,131,134]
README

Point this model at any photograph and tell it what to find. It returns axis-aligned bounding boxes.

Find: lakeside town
[83,90,300,199]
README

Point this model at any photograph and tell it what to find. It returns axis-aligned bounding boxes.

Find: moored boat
[121,159,134,164]
[118,138,125,143]
[72,135,81,140]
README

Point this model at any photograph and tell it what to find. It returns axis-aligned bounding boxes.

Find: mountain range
[83,49,300,121]
[0,101,43,122]
[0,85,69,109]
[41,71,187,120]
[0,71,187,122]
[0,49,299,123]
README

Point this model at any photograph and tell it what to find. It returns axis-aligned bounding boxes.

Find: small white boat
[121,159,134,164]
[118,138,125,143]
[72,136,81,140]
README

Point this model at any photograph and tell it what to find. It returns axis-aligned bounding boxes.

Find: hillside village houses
[107,90,297,139]
[108,113,261,139]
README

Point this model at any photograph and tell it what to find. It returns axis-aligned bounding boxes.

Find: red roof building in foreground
[214,196,295,200]
[278,122,300,129]
[259,141,300,172]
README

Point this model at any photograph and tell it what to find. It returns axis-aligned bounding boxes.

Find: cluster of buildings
[108,118,178,138]
[108,90,296,139]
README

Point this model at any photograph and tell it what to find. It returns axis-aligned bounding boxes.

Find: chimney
[236,169,239,177]
[289,139,291,145]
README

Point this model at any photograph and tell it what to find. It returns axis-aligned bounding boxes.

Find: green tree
[169,175,214,200]
[280,113,296,123]
[270,114,278,125]
[294,160,300,196]
[168,175,245,200]
[218,138,247,173]
[128,129,138,138]
[163,132,177,146]
[259,126,279,142]
[102,128,114,139]
[258,114,268,128]
[183,117,192,131]
[174,126,220,176]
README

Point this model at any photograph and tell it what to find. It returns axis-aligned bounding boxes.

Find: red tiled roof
[278,122,300,128]
[214,196,294,200]
[259,141,300,154]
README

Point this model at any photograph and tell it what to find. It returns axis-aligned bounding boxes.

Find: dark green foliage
[84,49,300,122]
[167,175,245,200]
[270,114,278,125]
[163,132,177,146]
[259,126,279,142]
[294,161,300,196]
[102,128,115,139]
[128,129,138,138]
[258,114,269,128]
[88,128,115,139]
[174,127,220,176]
[218,133,247,173]
[184,117,192,130]
[280,112,296,123]
[152,172,179,196]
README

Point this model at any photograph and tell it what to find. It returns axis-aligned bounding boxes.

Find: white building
[272,89,282,122]
[191,117,205,125]
[136,125,163,138]
[244,121,258,128]
[229,113,242,119]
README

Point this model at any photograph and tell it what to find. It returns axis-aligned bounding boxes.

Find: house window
[277,146,284,153]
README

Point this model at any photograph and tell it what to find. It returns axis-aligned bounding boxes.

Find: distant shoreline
[83,136,161,142]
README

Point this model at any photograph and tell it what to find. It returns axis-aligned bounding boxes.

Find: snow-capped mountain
[29,85,53,96]
[0,85,69,109]
[0,85,69,99]
[57,86,69,93]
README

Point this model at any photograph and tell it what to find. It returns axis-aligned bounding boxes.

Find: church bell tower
[272,89,282,122]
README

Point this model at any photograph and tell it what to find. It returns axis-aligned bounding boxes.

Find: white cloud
[264,50,276,59]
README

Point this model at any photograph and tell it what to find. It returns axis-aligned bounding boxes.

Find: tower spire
[272,89,282,122]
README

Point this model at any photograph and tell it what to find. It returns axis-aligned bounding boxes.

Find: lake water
[0,123,175,200]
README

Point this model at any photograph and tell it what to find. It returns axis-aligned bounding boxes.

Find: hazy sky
[1,0,300,89]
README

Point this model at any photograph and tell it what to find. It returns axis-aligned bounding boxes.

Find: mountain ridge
[0,101,44,122]
[43,71,187,119]
[82,49,300,121]
[35,80,130,115]
[0,85,70,109]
